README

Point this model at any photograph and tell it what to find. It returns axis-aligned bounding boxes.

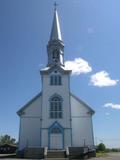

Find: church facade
[17,8,95,151]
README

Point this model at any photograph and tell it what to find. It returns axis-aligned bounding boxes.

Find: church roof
[70,92,95,115]
[17,92,42,116]
[50,8,62,41]
[40,65,71,74]
[17,91,95,116]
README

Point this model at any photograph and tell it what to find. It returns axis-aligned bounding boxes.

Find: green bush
[0,134,16,145]
[111,148,120,152]
[97,143,106,152]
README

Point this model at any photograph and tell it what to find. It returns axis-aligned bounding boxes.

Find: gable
[17,92,42,116]
[70,92,95,116]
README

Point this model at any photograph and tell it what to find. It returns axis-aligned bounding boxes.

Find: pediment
[17,92,42,116]
[70,92,95,115]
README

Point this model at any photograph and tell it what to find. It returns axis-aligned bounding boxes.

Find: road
[90,152,120,160]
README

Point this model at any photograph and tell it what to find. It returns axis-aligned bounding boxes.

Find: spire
[47,4,64,67]
[50,4,62,41]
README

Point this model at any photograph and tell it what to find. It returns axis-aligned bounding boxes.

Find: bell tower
[47,6,64,67]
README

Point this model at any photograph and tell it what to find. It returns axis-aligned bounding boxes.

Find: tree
[97,143,106,152]
[0,134,16,145]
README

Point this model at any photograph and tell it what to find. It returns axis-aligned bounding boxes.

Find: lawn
[96,151,107,157]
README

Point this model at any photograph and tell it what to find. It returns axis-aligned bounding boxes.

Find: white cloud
[90,71,119,87]
[65,58,92,75]
[104,103,120,110]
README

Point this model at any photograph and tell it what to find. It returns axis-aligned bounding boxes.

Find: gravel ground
[1,153,120,160]
[90,152,120,160]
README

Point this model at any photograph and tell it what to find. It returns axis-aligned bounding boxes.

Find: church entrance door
[50,133,63,149]
[49,122,64,150]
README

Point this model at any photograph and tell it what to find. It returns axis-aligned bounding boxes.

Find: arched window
[51,127,62,134]
[50,96,62,119]
[52,50,59,62]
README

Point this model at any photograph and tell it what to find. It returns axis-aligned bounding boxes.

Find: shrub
[97,143,106,152]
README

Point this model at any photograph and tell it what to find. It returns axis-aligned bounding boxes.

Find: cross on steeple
[54,2,58,10]
[50,2,62,41]
[47,4,64,67]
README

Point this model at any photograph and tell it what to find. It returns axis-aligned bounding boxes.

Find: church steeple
[50,7,62,41]
[47,5,64,67]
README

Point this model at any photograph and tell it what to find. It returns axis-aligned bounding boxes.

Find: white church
[17,7,95,152]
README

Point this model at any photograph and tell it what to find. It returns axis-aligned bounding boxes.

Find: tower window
[50,96,62,119]
[50,75,61,85]
[52,50,59,62]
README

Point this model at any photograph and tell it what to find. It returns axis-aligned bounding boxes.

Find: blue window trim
[49,93,63,101]
[50,75,62,85]
[49,94,63,119]
[48,121,64,149]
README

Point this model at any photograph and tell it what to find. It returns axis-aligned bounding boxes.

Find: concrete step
[46,158,68,160]
[47,150,66,158]
[24,147,44,159]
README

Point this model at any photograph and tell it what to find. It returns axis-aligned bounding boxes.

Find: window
[51,127,61,134]
[50,96,62,119]
[50,75,61,85]
[52,50,59,62]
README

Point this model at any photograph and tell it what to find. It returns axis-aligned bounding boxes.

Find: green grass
[96,151,107,157]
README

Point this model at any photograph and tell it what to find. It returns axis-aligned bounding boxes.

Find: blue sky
[0,0,120,148]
